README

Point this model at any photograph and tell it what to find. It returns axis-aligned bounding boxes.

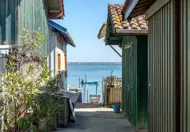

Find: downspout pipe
[124,0,139,19]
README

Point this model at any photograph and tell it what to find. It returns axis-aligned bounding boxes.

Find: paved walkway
[54,103,136,132]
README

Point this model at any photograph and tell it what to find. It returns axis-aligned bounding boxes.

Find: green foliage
[105,76,117,86]
[22,28,45,49]
[0,29,58,132]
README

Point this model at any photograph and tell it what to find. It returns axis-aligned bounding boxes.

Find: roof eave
[115,29,148,35]
[48,12,64,19]
[123,0,155,18]
[47,0,65,19]
[123,0,139,19]
[48,20,75,47]
[64,33,76,47]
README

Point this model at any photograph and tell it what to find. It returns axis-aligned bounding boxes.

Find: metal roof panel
[48,20,75,47]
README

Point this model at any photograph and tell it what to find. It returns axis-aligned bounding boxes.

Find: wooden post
[102,77,104,105]
[109,45,122,57]
[84,74,87,103]
[96,84,98,95]
[105,86,107,107]
[84,85,86,103]
[85,73,87,82]
[79,78,80,88]
[87,90,88,103]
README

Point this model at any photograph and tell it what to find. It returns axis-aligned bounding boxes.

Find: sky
[55,0,124,62]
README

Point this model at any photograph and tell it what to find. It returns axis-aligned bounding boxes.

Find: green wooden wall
[0,0,6,45]
[122,35,148,129]
[0,0,49,55]
[137,36,148,128]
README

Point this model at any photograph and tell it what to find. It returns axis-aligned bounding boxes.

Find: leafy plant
[104,71,117,86]
[0,29,58,132]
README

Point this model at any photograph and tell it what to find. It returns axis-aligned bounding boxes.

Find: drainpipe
[123,0,139,19]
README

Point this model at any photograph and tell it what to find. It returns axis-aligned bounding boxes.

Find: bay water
[67,63,122,103]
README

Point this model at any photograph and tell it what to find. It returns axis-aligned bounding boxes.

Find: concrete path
[54,103,136,132]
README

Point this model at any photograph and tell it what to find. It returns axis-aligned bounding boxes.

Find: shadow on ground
[54,104,136,132]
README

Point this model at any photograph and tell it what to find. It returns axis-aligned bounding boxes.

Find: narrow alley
[55,104,136,132]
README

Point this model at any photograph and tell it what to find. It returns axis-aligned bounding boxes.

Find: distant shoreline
[68,62,122,65]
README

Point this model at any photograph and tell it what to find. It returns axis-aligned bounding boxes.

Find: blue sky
[56,0,124,62]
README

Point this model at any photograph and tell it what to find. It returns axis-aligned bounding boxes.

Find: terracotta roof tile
[108,4,148,30]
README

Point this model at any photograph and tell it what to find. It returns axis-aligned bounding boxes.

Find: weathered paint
[17,0,49,55]
[48,27,67,89]
[122,35,148,129]
[147,1,175,132]
[0,0,6,45]
[0,0,49,55]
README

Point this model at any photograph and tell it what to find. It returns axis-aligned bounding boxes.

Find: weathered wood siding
[107,87,121,104]
[122,35,148,129]
[0,0,49,55]
[0,0,6,45]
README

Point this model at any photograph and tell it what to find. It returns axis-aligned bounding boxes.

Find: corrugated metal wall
[1,0,49,55]
[180,0,190,132]
[148,1,175,132]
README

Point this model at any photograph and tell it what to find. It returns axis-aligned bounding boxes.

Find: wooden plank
[145,0,171,20]
[116,29,148,35]
[106,40,121,45]
[107,87,121,104]
[90,95,100,98]
[48,12,63,19]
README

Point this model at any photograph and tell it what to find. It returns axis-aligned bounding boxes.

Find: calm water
[67,63,122,103]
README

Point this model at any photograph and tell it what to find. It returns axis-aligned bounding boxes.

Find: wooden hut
[0,0,75,90]
[48,20,75,89]
[98,4,148,130]
[0,0,64,51]
[0,0,75,128]
[123,0,189,132]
